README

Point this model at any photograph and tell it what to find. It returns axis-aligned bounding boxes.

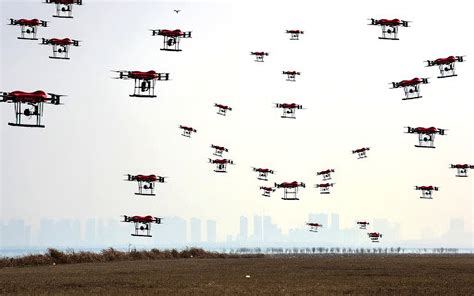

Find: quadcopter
[9,18,48,40]
[352,147,370,159]
[260,186,276,197]
[214,103,232,116]
[356,221,370,230]
[282,71,300,82]
[391,78,429,100]
[45,0,82,18]
[369,18,409,40]
[113,70,169,98]
[274,181,305,200]
[121,215,162,237]
[316,169,335,181]
[368,232,383,243]
[426,56,465,78]
[209,159,234,173]
[250,51,269,62]
[151,29,192,51]
[211,144,228,157]
[405,126,446,148]
[252,167,274,181]
[125,174,166,196]
[450,164,473,177]
[306,222,323,232]
[179,125,197,138]
[274,103,304,119]
[315,183,335,194]
[0,90,63,127]
[286,30,304,40]
[41,38,80,60]
[415,185,439,199]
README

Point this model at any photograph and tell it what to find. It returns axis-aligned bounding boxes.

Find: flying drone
[9,18,48,40]
[113,70,169,98]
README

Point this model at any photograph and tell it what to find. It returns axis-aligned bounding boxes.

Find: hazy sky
[1,0,472,243]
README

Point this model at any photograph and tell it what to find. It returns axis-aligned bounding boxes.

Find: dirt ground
[0,255,472,295]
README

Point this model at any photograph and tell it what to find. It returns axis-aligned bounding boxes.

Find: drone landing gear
[131,234,152,237]
[402,96,422,100]
[135,193,156,196]
[414,145,435,148]
[8,123,45,128]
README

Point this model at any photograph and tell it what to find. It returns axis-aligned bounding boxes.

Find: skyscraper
[331,213,340,231]
[190,218,202,243]
[206,220,217,243]
[239,216,248,242]
[254,215,263,242]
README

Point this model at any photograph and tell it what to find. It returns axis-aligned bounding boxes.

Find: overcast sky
[1,0,472,244]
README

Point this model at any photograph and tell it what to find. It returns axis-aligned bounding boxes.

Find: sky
[1,0,473,245]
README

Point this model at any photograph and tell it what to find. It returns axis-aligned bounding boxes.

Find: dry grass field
[0,255,473,295]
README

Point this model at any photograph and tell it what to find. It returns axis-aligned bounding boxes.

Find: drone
[125,174,166,196]
[0,90,63,128]
[113,70,169,98]
[391,77,429,100]
[151,29,192,52]
[357,221,370,230]
[450,164,474,177]
[316,169,335,181]
[369,18,409,40]
[9,18,48,40]
[352,147,370,159]
[426,56,465,78]
[274,103,304,119]
[306,222,323,232]
[121,215,162,237]
[179,125,197,138]
[41,38,80,60]
[286,30,304,40]
[282,71,300,82]
[174,9,181,14]
[214,103,232,116]
[315,183,335,194]
[45,0,82,18]
[211,144,228,157]
[415,185,439,199]
[367,232,383,243]
[250,52,269,62]
[260,186,276,197]
[405,127,446,148]
[252,168,274,181]
[209,159,234,173]
[274,181,305,200]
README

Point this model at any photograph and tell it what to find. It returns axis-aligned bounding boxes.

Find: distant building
[190,218,202,243]
[207,220,217,243]
[331,213,339,231]
[239,216,248,242]
[253,215,263,242]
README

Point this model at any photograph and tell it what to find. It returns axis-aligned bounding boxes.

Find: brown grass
[0,248,263,268]
[0,255,472,295]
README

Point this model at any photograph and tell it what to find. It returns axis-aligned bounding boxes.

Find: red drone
[151,29,192,51]
[315,183,335,194]
[426,56,465,78]
[41,38,80,60]
[450,164,473,178]
[405,127,446,148]
[0,90,63,128]
[391,77,429,100]
[113,70,169,98]
[214,103,232,116]
[260,186,276,197]
[126,174,166,196]
[352,147,370,159]
[415,185,439,199]
[252,168,274,181]
[180,125,197,138]
[250,52,269,62]
[211,144,228,157]
[274,103,304,119]
[306,222,323,232]
[121,215,163,237]
[369,18,409,40]
[9,18,48,40]
[282,71,300,81]
[317,169,335,181]
[368,232,383,243]
[45,0,82,18]
[357,221,370,230]
[274,181,305,200]
[286,30,304,40]
[209,159,234,173]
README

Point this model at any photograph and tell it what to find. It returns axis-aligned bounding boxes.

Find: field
[0,255,472,295]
